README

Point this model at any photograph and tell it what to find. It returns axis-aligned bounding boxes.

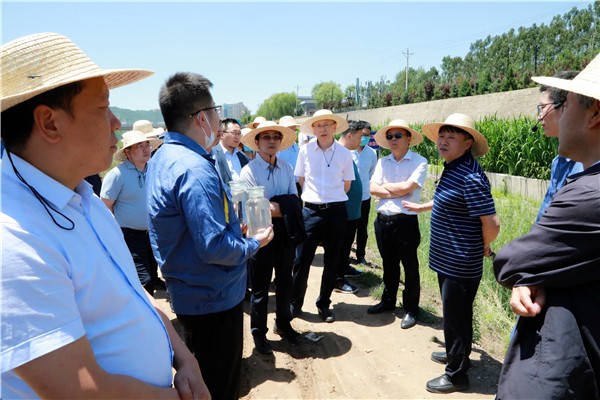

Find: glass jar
[228,180,247,223]
[245,186,272,238]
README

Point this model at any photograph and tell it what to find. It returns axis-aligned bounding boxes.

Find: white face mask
[198,112,216,149]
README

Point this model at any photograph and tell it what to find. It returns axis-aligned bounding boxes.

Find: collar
[565,161,600,184]
[444,151,473,171]
[219,141,239,156]
[123,159,146,173]
[163,131,208,156]
[255,153,279,170]
[384,149,413,163]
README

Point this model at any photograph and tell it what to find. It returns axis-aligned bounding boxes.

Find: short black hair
[221,118,240,130]
[356,120,372,131]
[540,71,578,104]
[341,120,359,136]
[159,72,213,133]
[439,125,474,141]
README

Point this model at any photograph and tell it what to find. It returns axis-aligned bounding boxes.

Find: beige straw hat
[241,121,296,152]
[114,130,163,162]
[133,120,164,139]
[1,32,153,112]
[532,52,600,101]
[278,115,299,129]
[246,116,267,129]
[300,109,349,135]
[374,119,423,149]
[422,113,489,157]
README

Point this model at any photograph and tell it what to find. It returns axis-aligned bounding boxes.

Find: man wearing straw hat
[367,119,428,331]
[133,119,165,139]
[494,54,600,399]
[240,121,304,354]
[405,113,500,393]
[291,109,355,323]
[147,72,274,400]
[100,130,163,294]
[1,33,208,399]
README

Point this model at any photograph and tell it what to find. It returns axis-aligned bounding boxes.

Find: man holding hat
[368,119,428,330]
[494,54,600,399]
[291,109,355,323]
[405,113,500,393]
[1,33,208,399]
[100,130,163,294]
[240,121,304,354]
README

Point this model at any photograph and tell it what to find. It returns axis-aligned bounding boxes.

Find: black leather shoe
[274,324,302,345]
[317,307,335,323]
[367,301,395,314]
[153,278,167,290]
[400,312,417,329]
[426,374,469,394]
[431,351,447,364]
[253,334,273,355]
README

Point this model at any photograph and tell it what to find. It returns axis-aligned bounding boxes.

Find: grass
[355,176,540,357]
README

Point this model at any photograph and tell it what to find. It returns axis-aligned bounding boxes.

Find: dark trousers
[292,203,347,310]
[438,274,480,379]
[121,228,155,295]
[177,301,244,400]
[374,214,421,314]
[338,218,360,278]
[355,199,371,260]
[249,234,295,335]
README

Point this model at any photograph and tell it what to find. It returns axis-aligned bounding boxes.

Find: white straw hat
[532,52,600,101]
[422,113,489,157]
[278,115,299,129]
[133,120,164,138]
[1,32,153,112]
[374,119,423,149]
[241,121,296,152]
[300,109,349,135]
[114,130,163,162]
[246,116,267,129]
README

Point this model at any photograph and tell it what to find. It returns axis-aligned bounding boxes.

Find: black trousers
[121,228,156,295]
[292,203,347,310]
[339,218,360,278]
[438,274,480,379]
[177,301,244,400]
[355,199,371,260]
[249,228,295,335]
[374,214,421,314]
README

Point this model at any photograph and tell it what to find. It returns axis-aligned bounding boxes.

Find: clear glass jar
[228,180,247,224]
[245,186,272,238]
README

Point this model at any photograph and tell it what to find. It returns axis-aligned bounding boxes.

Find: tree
[311,81,344,110]
[255,92,297,121]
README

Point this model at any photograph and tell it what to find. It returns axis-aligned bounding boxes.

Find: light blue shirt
[537,155,584,221]
[1,153,173,398]
[146,132,260,315]
[352,145,378,201]
[240,154,297,199]
[277,142,299,182]
[100,160,149,230]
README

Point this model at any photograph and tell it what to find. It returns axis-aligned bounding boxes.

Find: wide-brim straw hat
[374,119,423,149]
[532,52,600,101]
[241,121,296,152]
[114,130,163,162]
[300,109,349,135]
[246,116,267,129]
[278,115,299,129]
[133,119,164,139]
[422,113,489,157]
[1,32,153,113]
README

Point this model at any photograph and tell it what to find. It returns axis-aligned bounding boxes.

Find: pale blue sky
[2,1,590,113]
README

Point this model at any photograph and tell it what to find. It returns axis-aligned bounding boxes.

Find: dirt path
[158,247,502,399]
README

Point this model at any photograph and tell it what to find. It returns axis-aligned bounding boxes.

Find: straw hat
[1,32,153,112]
[114,130,163,162]
[241,121,296,152]
[246,116,267,129]
[422,113,489,157]
[532,53,600,101]
[133,120,164,139]
[300,109,349,135]
[374,119,423,149]
[278,115,299,129]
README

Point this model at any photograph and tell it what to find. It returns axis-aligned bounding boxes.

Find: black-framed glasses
[189,105,222,118]
[259,134,283,141]
[536,101,563,115]
[386,132,404,140]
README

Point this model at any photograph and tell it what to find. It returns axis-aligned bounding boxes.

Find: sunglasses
[259,134,283,141]
[386,132,404,140]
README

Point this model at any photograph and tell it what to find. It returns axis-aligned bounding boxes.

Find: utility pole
[403,48,414,92]
[295,85,300,116]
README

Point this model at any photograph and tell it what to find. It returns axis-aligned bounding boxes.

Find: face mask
[360,136,371,146]
[243,145,253,152]
[199,112,216,148]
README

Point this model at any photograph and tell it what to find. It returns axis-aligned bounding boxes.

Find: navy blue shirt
[146,132,260,315]
[429,152,496,280]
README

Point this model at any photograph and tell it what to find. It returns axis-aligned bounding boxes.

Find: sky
[2,1,591,113]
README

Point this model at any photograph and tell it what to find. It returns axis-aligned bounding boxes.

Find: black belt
[121,227,149,235]
[304,201,345,211]
[377,213,416,222]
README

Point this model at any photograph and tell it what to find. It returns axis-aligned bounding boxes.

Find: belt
[377,213,416,222]
[304,201,345,211]
[121,227,149,235]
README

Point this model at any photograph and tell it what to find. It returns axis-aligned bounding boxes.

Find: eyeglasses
[259,134,283,141]
[223,130,242,136]
[189,105,222,118]
[386,132,404,140]
[313,122,336,130]
[536,101,563,115]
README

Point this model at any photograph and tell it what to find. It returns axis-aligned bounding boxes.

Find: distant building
[298,96,317,116]
[223,102,248,120]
